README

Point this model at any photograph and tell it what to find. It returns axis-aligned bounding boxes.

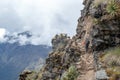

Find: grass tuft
[102,47,120,67]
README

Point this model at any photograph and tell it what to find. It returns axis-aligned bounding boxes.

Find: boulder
[95,70,109,80]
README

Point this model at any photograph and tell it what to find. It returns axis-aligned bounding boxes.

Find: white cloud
[0,28,6,38]
[0,28,7,42]
[0,0,84,45]
[18,35,29,45]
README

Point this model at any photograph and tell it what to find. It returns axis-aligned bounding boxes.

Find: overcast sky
[0,0,84,45]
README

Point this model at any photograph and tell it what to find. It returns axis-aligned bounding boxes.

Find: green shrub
[93,18,100,25]
[61,66,78,80]
[106,0,120,18]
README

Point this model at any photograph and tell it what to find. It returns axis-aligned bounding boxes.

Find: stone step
[75,62,81,65]
[76,66,82,69]
[77,75,86,80]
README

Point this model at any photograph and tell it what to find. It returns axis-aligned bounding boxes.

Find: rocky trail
[75,52,95,80]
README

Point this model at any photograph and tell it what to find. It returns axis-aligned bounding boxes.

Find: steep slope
[0,31,51,80]
[19,0,120,80]
[0,43,51,80]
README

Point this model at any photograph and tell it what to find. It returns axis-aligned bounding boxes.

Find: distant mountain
[17,31,32,38]
[0,31,51,80]
[3,31,33,45]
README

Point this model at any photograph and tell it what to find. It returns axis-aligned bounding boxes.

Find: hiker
[91,39,94,52]
[85,37,90,53]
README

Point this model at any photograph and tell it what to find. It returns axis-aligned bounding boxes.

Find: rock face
[19,0,120,80]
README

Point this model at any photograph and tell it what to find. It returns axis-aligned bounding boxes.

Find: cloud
[0,28,7,42]
[0,0,84,45]
[0,28,6,38]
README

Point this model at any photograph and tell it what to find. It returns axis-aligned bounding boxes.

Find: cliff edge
[19,0,120,80]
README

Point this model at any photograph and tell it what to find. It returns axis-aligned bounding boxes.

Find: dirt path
[76,53,95,80]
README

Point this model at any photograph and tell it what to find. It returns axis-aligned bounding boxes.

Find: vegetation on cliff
[102,47,120,67]
[61,66,78,80]
[106,0,120,18]
[100,47,120,80]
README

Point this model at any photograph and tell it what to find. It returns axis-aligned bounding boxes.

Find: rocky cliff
[19,0,120,80]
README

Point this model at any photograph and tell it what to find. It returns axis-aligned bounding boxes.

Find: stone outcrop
[19,0,120,80]
[19,70,33,80]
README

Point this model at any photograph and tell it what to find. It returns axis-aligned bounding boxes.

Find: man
[85,37,90,53]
